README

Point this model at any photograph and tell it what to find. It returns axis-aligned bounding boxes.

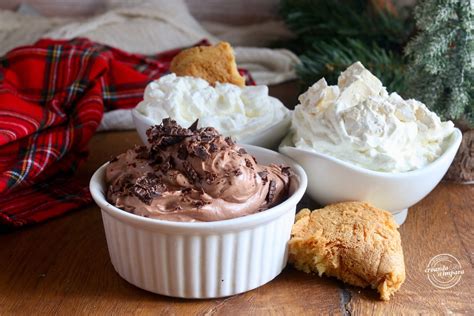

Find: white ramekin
[132,108,291,149]
[90,145,307,298]
[279,129,462,225]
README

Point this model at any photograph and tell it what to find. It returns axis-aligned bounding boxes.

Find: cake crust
[289,202,406,301]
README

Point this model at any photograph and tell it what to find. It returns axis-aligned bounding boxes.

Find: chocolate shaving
[234,169,243,176]
[201,127,219,135]
[238,148,247,155]
[131,173,164,205]
[109,155,119,163]
[266,180,276,203]
[209,143,218,153]
[201,135,213,143]
[225,137,234,146]
[147,118,194,148]
[188,119,199,132]
[245,158,253,169]
[193,145,209,160]
[281,166,291,176]
[200,128,219,143]
[182,161,200,182]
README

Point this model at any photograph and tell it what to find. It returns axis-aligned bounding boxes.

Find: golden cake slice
[289,202,405,301]
[170,42,245,87]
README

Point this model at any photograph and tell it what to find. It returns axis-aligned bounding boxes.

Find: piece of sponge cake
[170,42,245,87]
[289,202,405,301]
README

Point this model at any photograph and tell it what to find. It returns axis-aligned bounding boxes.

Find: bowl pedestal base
[392,209,408,225]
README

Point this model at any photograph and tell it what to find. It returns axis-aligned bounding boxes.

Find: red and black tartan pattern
[0,38,255,228]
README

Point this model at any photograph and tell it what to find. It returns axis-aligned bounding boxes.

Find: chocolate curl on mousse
[146,118,197,148]
[106,118,293,221]
[145,118,223,166]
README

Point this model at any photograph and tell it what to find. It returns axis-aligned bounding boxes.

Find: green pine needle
[297,39,407,93]
[278,0,414,95]
[405,0,473,127]
[280,0,413,51]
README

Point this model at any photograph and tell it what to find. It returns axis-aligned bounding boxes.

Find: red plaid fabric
[0,38,254,229]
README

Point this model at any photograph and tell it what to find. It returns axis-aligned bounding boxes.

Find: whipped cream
[291,62,455,172]
[136,74,290,140]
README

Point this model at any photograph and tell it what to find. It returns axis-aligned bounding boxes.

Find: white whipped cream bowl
[132,108,291,149]
[90,145,307,298]
[279,129,462,225]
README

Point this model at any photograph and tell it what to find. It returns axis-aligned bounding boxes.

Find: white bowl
[90,145,307,298]
[132,108,291,149]
[279,129,462,225]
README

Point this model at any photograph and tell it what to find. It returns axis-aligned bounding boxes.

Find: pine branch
[277,0,413,95]
[405,0,473,126]
[280,0,414,53]
[297,39,407,93]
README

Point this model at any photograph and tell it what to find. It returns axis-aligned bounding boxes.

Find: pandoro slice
[170,41,245,87]
[289,202,405,301]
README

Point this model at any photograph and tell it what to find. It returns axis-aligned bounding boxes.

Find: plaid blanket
[0,38,254,229]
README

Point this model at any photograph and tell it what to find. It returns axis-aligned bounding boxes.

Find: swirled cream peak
[136,74,290,141]
[106,118,293,222]
[291,62,454,172]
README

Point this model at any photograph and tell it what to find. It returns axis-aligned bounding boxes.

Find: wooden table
[0,83,473,315]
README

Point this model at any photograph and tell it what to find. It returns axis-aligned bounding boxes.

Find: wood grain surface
[0,82,472,315]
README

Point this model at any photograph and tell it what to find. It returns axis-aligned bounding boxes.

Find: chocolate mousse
[105,118,293,222]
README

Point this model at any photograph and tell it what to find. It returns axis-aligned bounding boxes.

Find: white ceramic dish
[132,108,291,149]
[279,129,462,225]
[90,145,307,298]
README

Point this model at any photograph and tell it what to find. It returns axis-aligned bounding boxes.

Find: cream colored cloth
[0,0,298,130]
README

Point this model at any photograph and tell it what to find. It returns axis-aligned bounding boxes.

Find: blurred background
[0,0,415,21]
